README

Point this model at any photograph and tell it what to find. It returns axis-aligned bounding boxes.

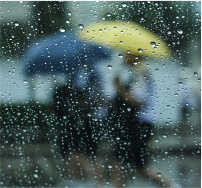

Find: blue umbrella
[23,32,111,76]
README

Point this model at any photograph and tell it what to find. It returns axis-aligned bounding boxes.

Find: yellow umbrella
[79,20,172,59]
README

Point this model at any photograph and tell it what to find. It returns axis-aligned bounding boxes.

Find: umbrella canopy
[79,20,172,59]
[23,32,111,76]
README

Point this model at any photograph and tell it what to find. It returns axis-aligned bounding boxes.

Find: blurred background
[0,1,201,187]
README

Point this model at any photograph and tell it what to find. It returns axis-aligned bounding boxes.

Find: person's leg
[110,159,127,188]
[65,150,92,181]
[137,166,171,187]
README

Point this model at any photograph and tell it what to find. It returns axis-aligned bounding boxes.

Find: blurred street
[1,126,200,187]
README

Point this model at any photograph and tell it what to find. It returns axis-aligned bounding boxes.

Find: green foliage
[1,21,30,59]
[31,1,70,38]
[1,1,71,59]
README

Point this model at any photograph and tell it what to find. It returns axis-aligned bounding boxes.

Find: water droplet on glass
[68,12,72,16]
[78,24,84,29]
[127,107,131,111]
[194,72,198,76]
[133,61,138,65]
[138,48,143,53]
[150,42,156,47]
[59,26,66,32]
[118,54,123,58]
[177,29,183,34]
[108,65,112,69]
[14,21,19,26]
[162,135,167,139]
[66,19,70,24]
[155,69,159,72]
[108,165,112,169]
[33,174,38,178]
[122,3,127,7]
[107,13,111,17]
[120,41,123,44]
[167,31,171,35]
[157,172,162,177]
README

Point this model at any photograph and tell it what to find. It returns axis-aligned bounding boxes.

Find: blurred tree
[0,1,71,59]
[1,21,30,59]
[31,1,70,38]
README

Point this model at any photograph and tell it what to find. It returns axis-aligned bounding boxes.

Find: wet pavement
[1,126,201,187]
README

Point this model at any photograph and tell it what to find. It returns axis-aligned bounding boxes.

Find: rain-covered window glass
[1,1,201,187]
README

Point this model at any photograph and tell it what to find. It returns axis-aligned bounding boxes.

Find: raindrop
[194,72,198,76]
[127,107,131,111]
[120,41,123,44]
[33,174,38,178]
[155,69,159,72]
[177,29,183,34]
[108,165,112,169]
[150,42,156,47]
[162,135,167,139]
[59,26,66,32]
[157,172,162,177]
[179,82,183,85]
[133,61,138,65]
[14,21,19,26]
[78,24,84,29]
[118,54,123,58]
[107,13,111,17]
[122,3,127,7]
[66,19,70,24]
[108,65,112,69]
[132,176,136,179]
[138,48,143,53]
[68,12,72,16]
[167,31,171,35]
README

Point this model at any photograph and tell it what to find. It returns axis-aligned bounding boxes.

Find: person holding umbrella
[79,20,176,187]
[23,32,111,186]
